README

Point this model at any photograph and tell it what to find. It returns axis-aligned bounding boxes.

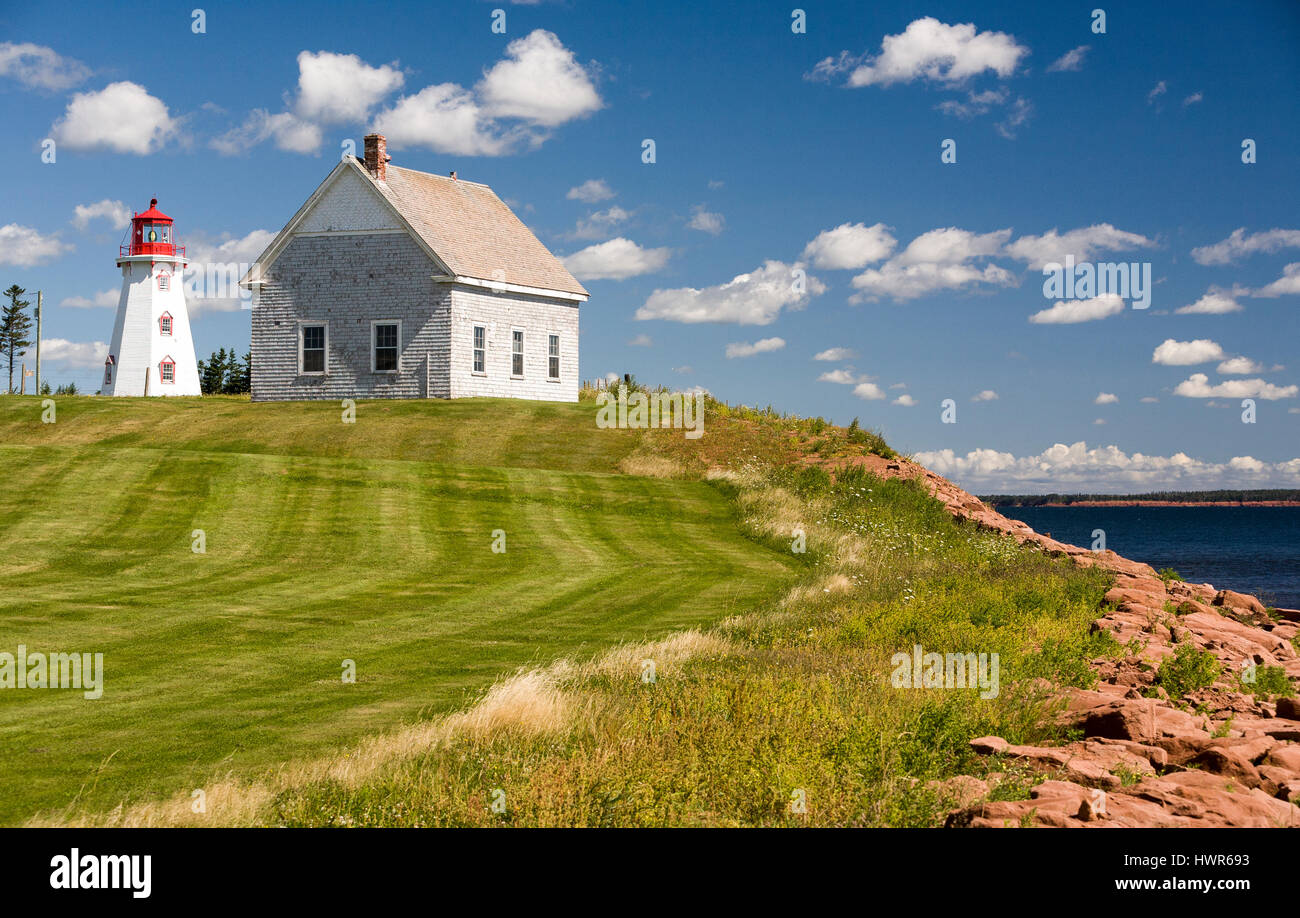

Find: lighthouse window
[548,335,560,380]
[159,313,173,335]
[160,359,175,384]
[300,323,326,374]
[511,329,524,377]
[372,321,399,373]
[158,272,170,291]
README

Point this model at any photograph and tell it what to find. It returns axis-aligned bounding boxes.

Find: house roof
[366,162,588,298]
[242,157,587,301]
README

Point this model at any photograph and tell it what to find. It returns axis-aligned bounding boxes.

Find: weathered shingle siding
[449,287,579,402]
[251,233,450,401]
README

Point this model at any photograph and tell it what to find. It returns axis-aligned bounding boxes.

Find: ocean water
[995,506,1300,609]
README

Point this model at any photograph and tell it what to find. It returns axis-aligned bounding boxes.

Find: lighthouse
[104,199,201,396]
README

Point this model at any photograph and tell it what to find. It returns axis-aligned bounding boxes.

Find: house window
[548,335,560,380]
[300,323,326,374]
[159,313,173,336]
[511,330,524,377]
[159,357,175,384]
[373,321,399,372]
[158,271,170,291]
[472,325,486,374]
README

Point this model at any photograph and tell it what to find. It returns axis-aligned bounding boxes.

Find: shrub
[1156,644,1221,698]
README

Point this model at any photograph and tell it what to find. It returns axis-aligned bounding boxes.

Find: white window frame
[371,319,401,374]
[511,327,525,378]
[159,356,176,385]
[157,270,170,291]
[299,320,328,376]
[158,312,173,336]
[547,334,561,381]
[472,323,487,376]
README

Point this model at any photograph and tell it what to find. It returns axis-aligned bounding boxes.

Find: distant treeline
[982,490,1300,505]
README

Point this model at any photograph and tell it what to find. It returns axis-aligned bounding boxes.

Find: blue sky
[2,0,1298,492]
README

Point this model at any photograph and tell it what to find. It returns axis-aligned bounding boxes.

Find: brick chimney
[363,133,389,181]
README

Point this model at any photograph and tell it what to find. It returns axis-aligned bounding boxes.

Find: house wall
[449,286,579,402]
[251,233,451,401]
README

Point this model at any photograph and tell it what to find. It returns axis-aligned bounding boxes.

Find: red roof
[134,198,172,223]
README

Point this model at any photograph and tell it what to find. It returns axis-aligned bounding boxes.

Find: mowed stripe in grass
[0,399,794,824]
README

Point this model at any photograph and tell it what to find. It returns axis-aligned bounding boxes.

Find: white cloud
[478,29,602,126]
[1182,92,1203,107]
[725,337,785,358]
[1152,338,1225,366]
[59,289,117,308]
[853,261,1014,302]
[41,338,109,368]
[1191,228,1300,265]
[1175,290,1242,315]
[373,83,516,156]
[1004,223,1155,270]
[1173,373,1297,401]
[1147,81,1167,104]
[854,382,886,400]
[183,228,278,316]
[687,206,725,235]
[995,96,1033,139]
[1217,356,1264,375]
[637,260,824,325]
[569,205,632,241]
[0,224,73,266]
[813,347,856,361]
[563,237,670,281]
[213,109,323,155]
[51,82,179,154]
[1028,293,1124,324]
[374,31,598,157]
[0,42,90,90]
[971,389,998,402]
[897,227,1010,266]
[915,440,1300,492]
[893,393,917,406]
[1094,392,1118,405]
[626,334,652,347]
[295,50,404,124]
[818,369,858,384]
[815,17,1027,88]
[1046,45,1089,72]
[567,179,614,203]
[802,222,896,269]
[1253,263,1300,298]
[71,199,131,231]
[1140,396,1159,403]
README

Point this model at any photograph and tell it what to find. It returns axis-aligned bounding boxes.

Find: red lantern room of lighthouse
[121,198,186,260]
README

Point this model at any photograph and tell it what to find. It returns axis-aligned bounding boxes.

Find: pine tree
[1,285,33,394]
[223,350,251,394]
[200,348,227,394]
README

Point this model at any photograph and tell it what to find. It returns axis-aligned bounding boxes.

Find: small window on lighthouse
[159,312,173,336]
[158,271,171,291]
[160,358,175,384]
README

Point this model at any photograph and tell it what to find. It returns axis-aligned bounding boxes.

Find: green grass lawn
[0,395,795,824]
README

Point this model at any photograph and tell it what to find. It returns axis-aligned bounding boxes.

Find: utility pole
[34,290,42,396]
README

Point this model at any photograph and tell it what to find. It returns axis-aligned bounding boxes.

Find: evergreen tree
[200,348,227,394]
[1,285,33,394]
[223,350,251,394]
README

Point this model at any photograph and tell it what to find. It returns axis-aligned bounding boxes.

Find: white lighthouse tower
[104,198,201,396]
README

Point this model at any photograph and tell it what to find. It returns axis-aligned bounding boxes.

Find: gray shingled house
[241,134,588,402]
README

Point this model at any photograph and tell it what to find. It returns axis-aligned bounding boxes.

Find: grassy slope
[267,413,1119,827]
[0,395,795,824]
